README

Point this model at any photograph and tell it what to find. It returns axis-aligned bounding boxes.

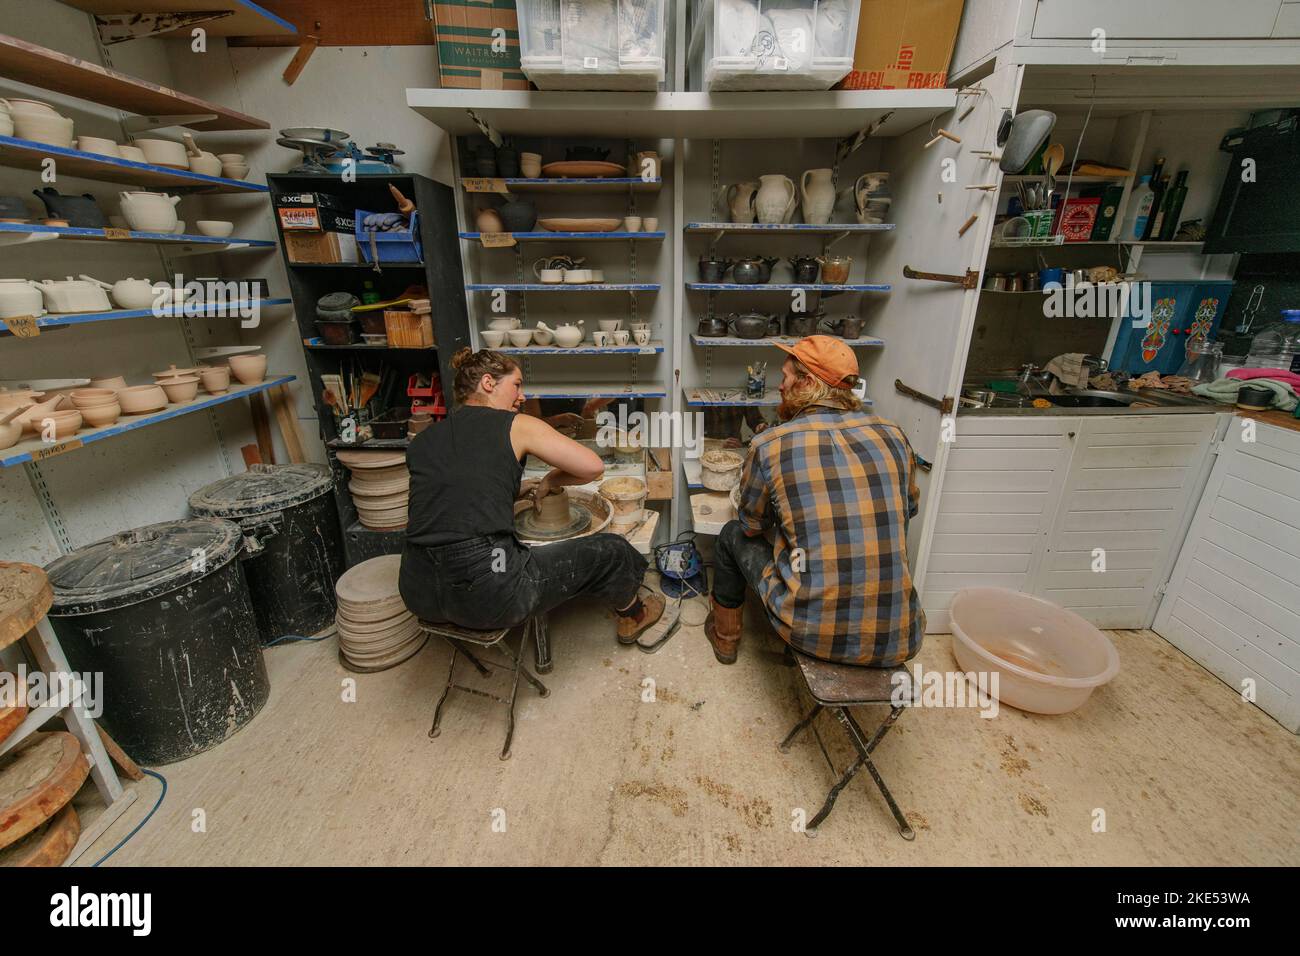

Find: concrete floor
[81,590,1300,866]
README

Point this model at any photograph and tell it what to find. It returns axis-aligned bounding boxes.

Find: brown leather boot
[704,597,743,664]
[616,592,665,645]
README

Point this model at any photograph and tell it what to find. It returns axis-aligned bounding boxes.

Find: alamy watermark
[595,406,706,457]
[0,664,103,718]
[890,664,1000,718]
[153,274,262,328]
[1042,277,1153,327]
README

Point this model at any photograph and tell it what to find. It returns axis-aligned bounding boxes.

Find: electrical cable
[266,628,336,646]
[90,767,167,867]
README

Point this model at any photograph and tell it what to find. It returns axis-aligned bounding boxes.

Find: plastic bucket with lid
[949,588,1120,715]
[599,476,648,528]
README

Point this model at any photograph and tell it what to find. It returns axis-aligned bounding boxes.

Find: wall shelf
[524,383,667,399]
[685,222,896,235]
[0,135,269,192]
[466,283,660,292]
[409,89,958,139]
[0,375,295,468]
[460,178,661,194]
[691,333,885,348]
[3,298,291,332]
[460,231,665,243]
[288,261,426,270]
[687,282,891,292]
[59,0,296,39]
[0,221,275,251]
[685,387,872,407]
[495,342,664,355]
[0,32,269,131]
[303,340,435,352]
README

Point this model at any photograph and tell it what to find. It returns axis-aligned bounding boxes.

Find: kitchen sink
[1046,390,1137,408]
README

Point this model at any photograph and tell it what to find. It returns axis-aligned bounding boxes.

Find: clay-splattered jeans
[399,532,648,630]
[711,519,773,609]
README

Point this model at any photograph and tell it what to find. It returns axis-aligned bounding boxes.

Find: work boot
[704,596,743,664]
[616,592,665,645]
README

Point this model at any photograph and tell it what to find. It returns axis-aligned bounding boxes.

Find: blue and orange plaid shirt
[736,403,924,666]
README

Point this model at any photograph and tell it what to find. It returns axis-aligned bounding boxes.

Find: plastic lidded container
[517,0,667,91]
[689,0,862,91]
[1245,309,1300,369]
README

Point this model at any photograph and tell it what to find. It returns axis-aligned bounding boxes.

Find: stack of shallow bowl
[336,449,409,530]
[334,555,425,672]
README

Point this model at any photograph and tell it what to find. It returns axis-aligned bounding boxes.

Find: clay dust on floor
[79,594,1300,866]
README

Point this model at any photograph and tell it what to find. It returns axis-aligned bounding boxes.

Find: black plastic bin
[44,518,269,765]
[188,463,344,643]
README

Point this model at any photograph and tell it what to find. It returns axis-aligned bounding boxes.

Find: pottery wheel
[0,732,89,851]
[515,503,593,541]
[0,562,52,652]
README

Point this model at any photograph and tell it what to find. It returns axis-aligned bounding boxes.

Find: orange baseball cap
[773,335,860,388]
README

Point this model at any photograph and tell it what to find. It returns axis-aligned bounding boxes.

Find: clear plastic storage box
[689,0,861,91]
[517,0,667,91]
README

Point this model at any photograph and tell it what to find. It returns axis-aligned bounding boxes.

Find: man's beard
[777,395,800,422]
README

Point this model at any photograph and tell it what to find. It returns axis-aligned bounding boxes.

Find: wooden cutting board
[0,562,52,651]
[0,732,89,850]
[0,802,79,867]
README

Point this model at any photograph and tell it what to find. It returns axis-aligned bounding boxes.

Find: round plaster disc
[515,503,593,542]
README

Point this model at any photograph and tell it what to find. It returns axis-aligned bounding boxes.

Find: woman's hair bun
[450,346,474,369]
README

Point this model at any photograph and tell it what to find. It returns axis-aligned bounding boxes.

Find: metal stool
[421,615,550,760]
[778,650,914,840]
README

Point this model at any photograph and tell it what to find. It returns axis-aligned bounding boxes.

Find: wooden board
[0,699,26,748]
[230,0,433,47]
[0,33,268,131]
[0,802,79,867]
[0,732,89,850]
[0,562,52,651]
[269,384,306,463]
[249,392,276,464]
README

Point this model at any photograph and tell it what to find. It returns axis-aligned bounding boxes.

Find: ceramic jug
[0,278,44,318]
[800,168,835,225]
[719,181,759,224]
[755,174,796,225]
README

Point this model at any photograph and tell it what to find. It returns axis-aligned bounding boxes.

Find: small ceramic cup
[598,319,623,332]
[623,216,642,233]
[592,330,610,347]
[633,329,651,345]
[589,270,604,282]
[613,330,630,346]
[564,269,592,284]
[482,329,506,347]
[520,152,542,178]
[537,268,565,284]
[643,217,658,232]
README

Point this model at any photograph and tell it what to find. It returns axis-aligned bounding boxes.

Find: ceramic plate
[540,161,627,179]
[537,218,622,233]
[193,345,262,359]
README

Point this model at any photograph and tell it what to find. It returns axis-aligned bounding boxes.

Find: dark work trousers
[399,531,648,630]
[711,519,773,609]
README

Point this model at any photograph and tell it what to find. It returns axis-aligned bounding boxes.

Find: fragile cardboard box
[285,230,359,265]
[274,191,354,234]
[432,0,530,91]
[837,0,966,91]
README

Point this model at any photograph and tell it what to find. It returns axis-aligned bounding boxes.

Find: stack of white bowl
[4,99,74,148]
[334,555,424,672]
[336,449,409,530]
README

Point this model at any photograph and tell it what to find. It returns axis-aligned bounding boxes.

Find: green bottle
[361,280,380,305]
[1156,170,1189,241]
[1139,156,1166,240]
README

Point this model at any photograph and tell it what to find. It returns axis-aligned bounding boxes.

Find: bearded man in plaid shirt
[705,336,925,667]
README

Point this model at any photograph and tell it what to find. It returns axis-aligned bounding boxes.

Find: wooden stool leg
[429,642,459,739]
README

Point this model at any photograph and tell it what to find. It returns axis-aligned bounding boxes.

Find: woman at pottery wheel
[399,348,666,642]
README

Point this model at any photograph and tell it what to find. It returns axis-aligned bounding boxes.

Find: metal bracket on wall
[710,140,721,219]
[903,265,978,289]
[707,229,726,254]
[822,231,851,254]
[466,109,502,147]
[94,12,234,44]
[24,462,74,554]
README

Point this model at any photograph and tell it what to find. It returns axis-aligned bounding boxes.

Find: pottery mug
[633,329,651,346]
[564,269,593,284]
[520,152,542,178]
[593,331,610,347]
[613,330,630,346]
[623,216,642,233]
[643,217,658,232]
[482,329,506,347]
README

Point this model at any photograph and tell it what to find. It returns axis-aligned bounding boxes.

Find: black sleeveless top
[404,405,523,547]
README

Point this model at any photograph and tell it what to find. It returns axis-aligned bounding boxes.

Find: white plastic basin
[949,588,1120,715]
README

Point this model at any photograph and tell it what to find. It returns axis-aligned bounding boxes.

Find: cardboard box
[274,191,354,234]
[285,231,359,265]
[1055,197,1101,243]
[837,0,966,91]
[432,0,530,91]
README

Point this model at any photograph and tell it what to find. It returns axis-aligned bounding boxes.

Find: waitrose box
[432,0,530,91]
[837,0,966,90]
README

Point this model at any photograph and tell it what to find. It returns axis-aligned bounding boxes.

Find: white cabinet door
[922,416,1077,633]
[1032,0,1285,39]
[1154,422,1300,733]
[1037,414,1217,629]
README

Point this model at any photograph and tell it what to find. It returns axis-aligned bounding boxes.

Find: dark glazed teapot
[698,254,733,283]
[696,315,728,337]
[788,255,820,284]
[732,255,778,285]
[728,311,774,339]
[785,306,822,337]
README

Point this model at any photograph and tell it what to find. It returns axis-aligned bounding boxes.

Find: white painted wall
[1,8,452,564]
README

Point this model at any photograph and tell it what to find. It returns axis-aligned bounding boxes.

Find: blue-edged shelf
[0,135,269,192]
[0,221,275,250]
[687,282,891,293]
[460,231,665,243]
[303,339,433,351]
[0,375,295,468]
[494,341,664,355]
[5,298,291,332]
[59,1,296,39]
[685,222,895,235]
[691,333,884,348]
[461,177,660,194]
[288,261,426,269]
[467,283,659,292]
[524,383,667,400]
[684,387,873,408]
